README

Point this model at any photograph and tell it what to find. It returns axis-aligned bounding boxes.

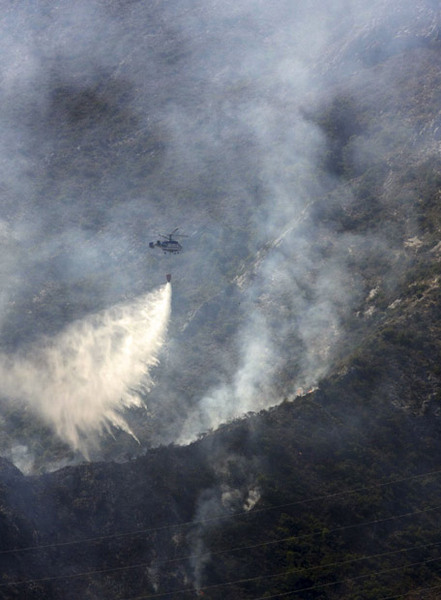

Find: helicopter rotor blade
[158,230,188,239]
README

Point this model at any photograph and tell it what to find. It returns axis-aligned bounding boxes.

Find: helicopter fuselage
[149,228,187,254]
[149,240,182,253]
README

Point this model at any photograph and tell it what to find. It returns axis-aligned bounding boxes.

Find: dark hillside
[3,329,441,598]
[3,225,441,596]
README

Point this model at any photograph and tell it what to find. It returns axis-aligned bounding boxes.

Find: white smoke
[0,0,432,460]
[0,283,171,455]
[178,310,277,444]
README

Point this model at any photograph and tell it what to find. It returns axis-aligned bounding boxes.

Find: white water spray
[0,283,171,455]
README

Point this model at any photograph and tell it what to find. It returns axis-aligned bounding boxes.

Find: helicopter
[149,228,188,254]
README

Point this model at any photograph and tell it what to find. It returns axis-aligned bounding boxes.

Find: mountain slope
[2,1,441,599]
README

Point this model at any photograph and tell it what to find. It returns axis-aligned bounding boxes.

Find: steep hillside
[2,332,441,598]
[0,0,440,467]
[2,1,441,599]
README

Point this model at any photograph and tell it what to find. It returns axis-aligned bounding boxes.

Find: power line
[120,548,441,600]
[159,501,441,572]
[2,502,441,593]
[3,497,440,566]
[381,582,441,599]
[236,555,441,600]
[216,501,441,557]
[276,554,441,599]
[3,465,441,557]
[2,467,441,598]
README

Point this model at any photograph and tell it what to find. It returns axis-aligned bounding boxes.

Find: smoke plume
[0,0,436,463]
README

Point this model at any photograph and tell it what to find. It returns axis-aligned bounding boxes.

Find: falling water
[0,283,172,455]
